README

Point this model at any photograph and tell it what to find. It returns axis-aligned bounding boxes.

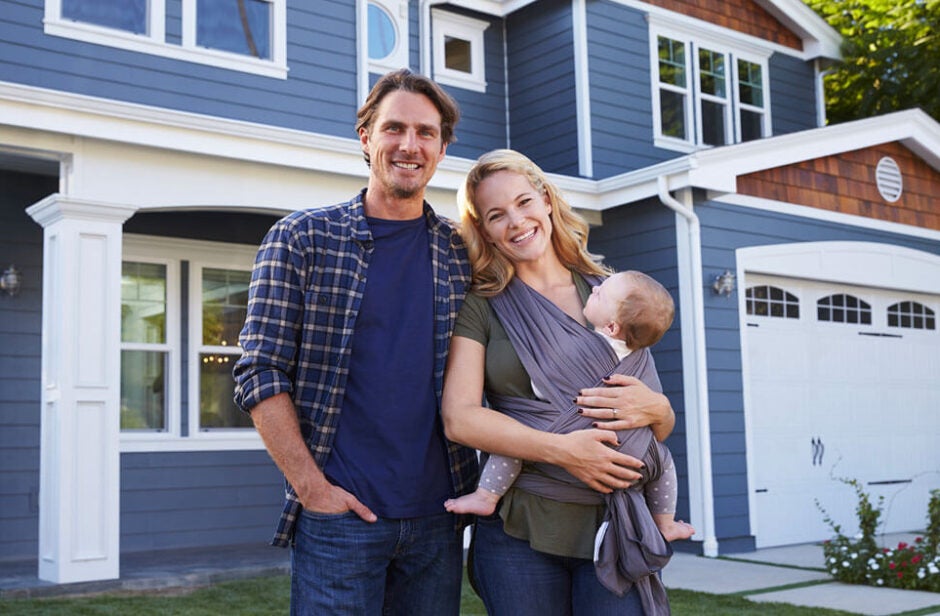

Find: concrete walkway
[2,534,939,615]
[665,533,940,616]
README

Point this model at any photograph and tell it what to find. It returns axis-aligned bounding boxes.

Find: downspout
[657,175,719,558]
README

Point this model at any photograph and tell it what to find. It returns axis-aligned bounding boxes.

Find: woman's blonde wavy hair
[457,149,609,296]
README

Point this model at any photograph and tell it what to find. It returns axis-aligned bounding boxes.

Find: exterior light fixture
[712,270,735,296]
[1,265,21,296]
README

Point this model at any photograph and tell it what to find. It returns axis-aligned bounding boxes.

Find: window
[887,301,936,330]
[651,27,770,151]
[746,285,799,319]
[121,261,176,431]
[367,0,407,73]
[817,294,872,325]
[45,0,287,78]
[122,235,261,452]
[431,9,488,92]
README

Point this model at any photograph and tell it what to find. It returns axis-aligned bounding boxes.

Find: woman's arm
[575,373,676,442]
[442,335,644,494]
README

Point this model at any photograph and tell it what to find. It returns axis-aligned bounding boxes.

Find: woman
[442,150,676,615]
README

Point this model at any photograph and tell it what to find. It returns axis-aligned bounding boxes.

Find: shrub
[818,480,940,592]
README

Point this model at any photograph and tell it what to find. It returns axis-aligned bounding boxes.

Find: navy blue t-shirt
[322,215,452,517]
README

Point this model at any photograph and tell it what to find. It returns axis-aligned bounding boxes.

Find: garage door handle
[811,437,825,466]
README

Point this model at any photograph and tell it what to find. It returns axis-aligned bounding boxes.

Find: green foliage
[805,0,940,123]
[818,478,940,591]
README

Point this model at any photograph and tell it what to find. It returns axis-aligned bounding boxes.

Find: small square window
[431,9,488,92]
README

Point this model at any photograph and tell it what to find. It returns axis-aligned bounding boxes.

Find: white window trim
[122,234,263,453]
[649,20,772,152]
[431,8,488,93]
[44,0,288,79]
[365,0,410,74]
[692,46,733,147]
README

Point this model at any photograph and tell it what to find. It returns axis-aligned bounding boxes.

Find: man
[233,69,478,615]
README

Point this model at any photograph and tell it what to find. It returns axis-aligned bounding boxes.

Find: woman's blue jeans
[470,514,644,616]
[290,510,462,615]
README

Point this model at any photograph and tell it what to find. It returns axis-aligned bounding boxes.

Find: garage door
[743,273,940,548]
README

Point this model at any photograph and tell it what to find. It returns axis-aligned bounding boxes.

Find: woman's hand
[549,429,645,493]
[575,374,675,441]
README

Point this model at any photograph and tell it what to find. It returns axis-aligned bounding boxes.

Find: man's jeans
[290,510,462,616]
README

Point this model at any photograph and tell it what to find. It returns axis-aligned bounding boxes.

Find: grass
[0,573,868,616]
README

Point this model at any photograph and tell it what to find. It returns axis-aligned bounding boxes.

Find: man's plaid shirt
[233,190,479,547]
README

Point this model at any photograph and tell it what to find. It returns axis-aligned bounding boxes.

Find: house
[1,0,938,585]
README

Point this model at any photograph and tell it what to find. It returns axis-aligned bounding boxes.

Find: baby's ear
[604,321,621,338]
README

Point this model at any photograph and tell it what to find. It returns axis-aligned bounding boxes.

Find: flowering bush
[818,479,940,592]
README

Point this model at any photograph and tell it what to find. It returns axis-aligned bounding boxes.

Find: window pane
[368,3,396,60]
[200,353,253,428]
[197,0,271,59]
[121,350,166,430]
[203,268,251,346]
[737,60,764,106]
[62,0,147,34]
[701,100,726,146]
[658,37,686,87]
[740,109,763,142]
[698,49,725,97]
[660,90,687,139]
[444,36,472,73]
[122,262,167,344]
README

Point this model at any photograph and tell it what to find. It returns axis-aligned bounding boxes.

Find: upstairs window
[46,0,287,78]
[367,0,408,73]
[652,27,770,152]
[431,9,489,92]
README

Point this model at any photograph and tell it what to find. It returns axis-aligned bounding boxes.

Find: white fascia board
[753,0,843,60]
[0,80,480,194]
[439,0,537,17]
[686,109,940,192]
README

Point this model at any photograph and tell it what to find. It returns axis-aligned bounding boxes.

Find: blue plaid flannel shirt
[233,190,479,547]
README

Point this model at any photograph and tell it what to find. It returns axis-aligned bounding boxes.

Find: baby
[445,271,695,542]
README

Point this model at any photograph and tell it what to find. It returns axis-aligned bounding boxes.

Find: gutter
[657,176,719,558]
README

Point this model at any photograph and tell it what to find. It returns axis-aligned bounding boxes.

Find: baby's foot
[657,519,696,542]
[444,489,499,516]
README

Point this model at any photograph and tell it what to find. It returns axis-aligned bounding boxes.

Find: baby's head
[582,271,675,349]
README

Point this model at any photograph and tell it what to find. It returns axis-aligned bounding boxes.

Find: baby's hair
[615,271,675,349]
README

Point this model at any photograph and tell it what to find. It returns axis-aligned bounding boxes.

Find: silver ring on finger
[612,409,618,418]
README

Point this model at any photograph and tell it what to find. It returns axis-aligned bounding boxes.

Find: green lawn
[0,574,862,615]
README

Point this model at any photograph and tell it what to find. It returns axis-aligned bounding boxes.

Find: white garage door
[743,273,940,548]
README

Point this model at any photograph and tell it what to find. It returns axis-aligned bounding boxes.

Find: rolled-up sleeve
[233,218,308,413]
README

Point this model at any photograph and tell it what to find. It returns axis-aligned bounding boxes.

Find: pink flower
[912,556,922,564]
[889,562,896,570]
[898,542,908,550]
[915,537,923,543]
[897,572,903,579]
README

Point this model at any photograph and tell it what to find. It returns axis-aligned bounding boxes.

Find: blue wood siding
[587,2,674,178]
[697,198,940,545]
[587,199,689,523]
[769,53,819,135]
[0,1,359,137]
[121,450,283,551]
[0,170,57,561]
[506,0,580,175]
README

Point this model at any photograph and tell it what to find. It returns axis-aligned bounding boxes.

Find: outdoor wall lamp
[1,265,21,296]
[712,270,736,296]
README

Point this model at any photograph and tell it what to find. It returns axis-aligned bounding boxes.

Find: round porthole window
[368,3,397,61]
[875,156,903,202]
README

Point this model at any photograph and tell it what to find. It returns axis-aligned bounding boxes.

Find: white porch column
[27,194,136,584]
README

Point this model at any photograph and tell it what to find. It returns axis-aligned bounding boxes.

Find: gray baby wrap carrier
[487,275,672,615]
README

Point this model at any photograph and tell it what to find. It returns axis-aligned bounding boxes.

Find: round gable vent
[875,156,903,202]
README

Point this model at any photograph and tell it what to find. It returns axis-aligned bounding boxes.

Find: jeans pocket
[299,509,358,521]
